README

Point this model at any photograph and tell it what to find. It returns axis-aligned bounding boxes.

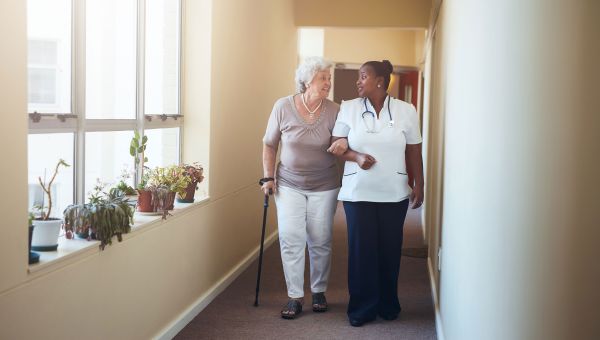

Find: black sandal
[281,299,302,319]
[312,292,328,312]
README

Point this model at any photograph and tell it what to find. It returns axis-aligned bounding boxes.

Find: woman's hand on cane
[261,179,276,195]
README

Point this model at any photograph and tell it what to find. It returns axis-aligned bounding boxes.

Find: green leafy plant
[146,165,192,217]
[130,131,148,188]
[115,180,137,196]
[182,162,204,185]
[63,181,134,250]
[112,167,136,196]
[35,159,70,220]
[177,162,205,202]
[28,212,35,226]
[147,165,192,197]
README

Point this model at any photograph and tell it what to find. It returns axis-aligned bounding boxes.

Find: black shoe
[349,318,365,327]
[379,312,398,321]
[348,316,375,327]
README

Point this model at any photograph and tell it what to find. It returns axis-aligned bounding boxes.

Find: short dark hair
[363,60,394,89]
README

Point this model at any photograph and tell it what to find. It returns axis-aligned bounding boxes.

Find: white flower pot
[31,219,62,251]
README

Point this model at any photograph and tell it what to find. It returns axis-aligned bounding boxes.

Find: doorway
[333,64,420,107]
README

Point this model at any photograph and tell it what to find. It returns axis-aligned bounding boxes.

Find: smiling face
[306,69,332,99]
[356,65,381,98]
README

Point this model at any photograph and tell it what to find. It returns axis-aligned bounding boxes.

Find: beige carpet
[175,203,436,340]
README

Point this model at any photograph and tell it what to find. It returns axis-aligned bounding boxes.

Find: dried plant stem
[37,159,69,220]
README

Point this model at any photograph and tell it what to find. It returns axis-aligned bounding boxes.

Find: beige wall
[425,0,600,339]
[422,2,446,305]
[324,28,425,67]
[294,0,432,28]
[0,0,297,338]
[414,30,427,66]
[208,0,297,198]
[0,0,29,293]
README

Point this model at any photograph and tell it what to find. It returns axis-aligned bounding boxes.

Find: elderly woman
[329,60,424,327]
[261,56,346,319]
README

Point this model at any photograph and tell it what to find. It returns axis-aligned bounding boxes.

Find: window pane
[145,0,180,115]
[28,68,57,104]
[27,0,71,113]
[145,128,180,168]
[85,131,136,201]
[86,0,137,119]
[28,134,74,219]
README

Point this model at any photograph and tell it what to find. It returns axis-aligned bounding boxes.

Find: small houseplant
[115,180,136,196]
[130,131,154,212]
[113,167,137,206]
[130,130,148,181]
[115,167,136,195]
[145,165,192,217]
[63,182,134,250]
[31,159,70,251]
[136,172,154,212]
[177,162,205,203]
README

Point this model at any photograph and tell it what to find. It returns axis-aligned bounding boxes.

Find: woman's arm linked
[328,136,376,170]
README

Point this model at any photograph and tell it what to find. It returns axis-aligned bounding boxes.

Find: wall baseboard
[154,230,279,340]
[428,256,445,340]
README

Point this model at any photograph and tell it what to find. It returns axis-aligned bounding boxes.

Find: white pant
[274,185,339,298]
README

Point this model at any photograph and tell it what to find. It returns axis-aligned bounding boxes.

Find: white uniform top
[332,96,422,202]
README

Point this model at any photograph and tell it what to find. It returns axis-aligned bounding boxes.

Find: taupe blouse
[263,95,340,191]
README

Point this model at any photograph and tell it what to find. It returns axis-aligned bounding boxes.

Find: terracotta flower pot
[137,189,154,212]
[177,181,198,203]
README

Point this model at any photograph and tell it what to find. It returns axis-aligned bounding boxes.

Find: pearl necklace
[301,92,323,117]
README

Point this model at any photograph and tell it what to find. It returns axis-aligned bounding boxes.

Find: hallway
[2,0,598,338]
[175,203,436,339]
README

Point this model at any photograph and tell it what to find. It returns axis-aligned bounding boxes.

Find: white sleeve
[332,100,351,137]
[404,104,423,144]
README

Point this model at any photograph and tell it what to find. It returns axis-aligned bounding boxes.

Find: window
[28,133,74,218]
[85,0,137,119]
[145,0,181,116]
[27,0,71,113]
[27,0,182,213]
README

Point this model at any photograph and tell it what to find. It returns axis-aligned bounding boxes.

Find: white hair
[295,56,332,93]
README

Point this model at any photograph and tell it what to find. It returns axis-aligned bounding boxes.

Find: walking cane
[254,178,273,307]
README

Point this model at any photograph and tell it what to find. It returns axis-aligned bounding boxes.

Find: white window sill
[27,196,209,277]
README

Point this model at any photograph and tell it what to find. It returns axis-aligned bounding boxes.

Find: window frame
[27,0,184,205]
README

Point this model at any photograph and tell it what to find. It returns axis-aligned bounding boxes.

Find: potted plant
[114,180,136,196]
[177,162,205,203]
[113,167,137,205]
[136,172,154,213]
[146,165,192,214]
[28,212,39,264]
[130,131,154,213]
[31,159,70,251]
[63,183,134,250]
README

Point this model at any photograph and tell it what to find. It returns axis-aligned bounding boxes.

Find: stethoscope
[361,96,394,133]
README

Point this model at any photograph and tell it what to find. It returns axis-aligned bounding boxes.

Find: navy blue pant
[343,199,409,321]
